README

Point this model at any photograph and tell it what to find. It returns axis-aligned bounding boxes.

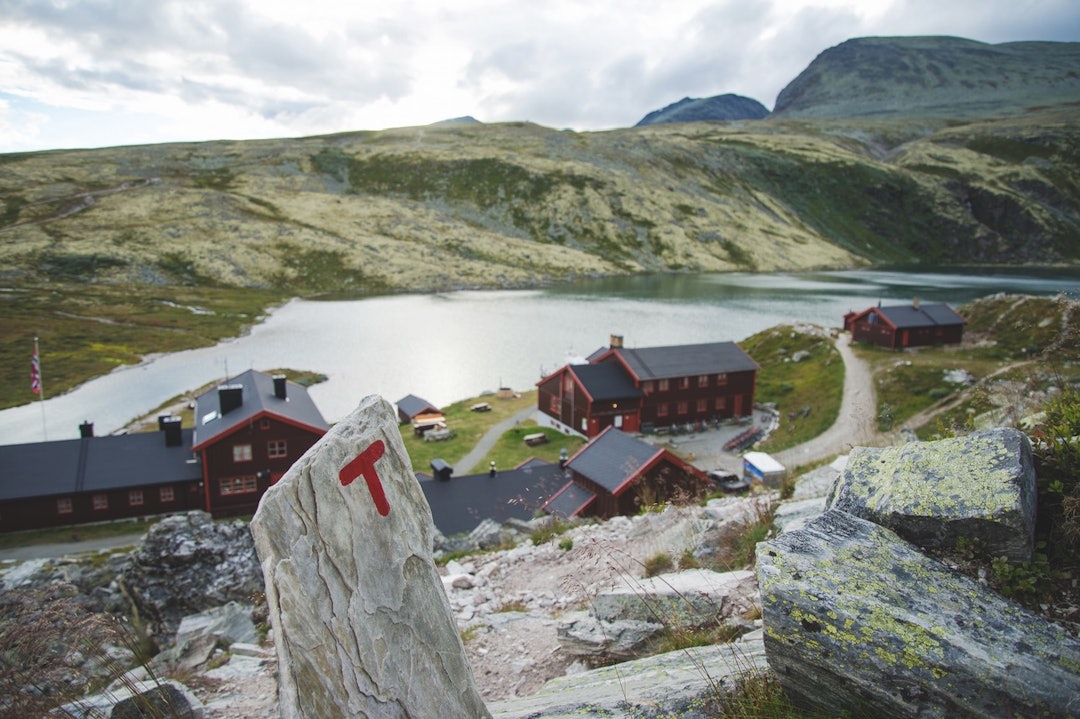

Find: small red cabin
[844,301,965,350]
[542,427,711,520]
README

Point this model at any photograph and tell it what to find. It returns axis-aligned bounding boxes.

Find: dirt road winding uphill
[774,332,879,469]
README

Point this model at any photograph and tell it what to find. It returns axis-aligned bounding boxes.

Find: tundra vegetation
[2,106,1078,410]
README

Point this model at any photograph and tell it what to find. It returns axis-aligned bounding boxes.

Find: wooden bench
[523,432,549,447]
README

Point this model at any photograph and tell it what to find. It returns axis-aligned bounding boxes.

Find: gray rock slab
[591,569,757,629]
[757,509,1080,718]
[251,394,490,719]
[57,679,204,719]
[490,631,768,719]
[773,496,826,533]
[826,428,1036,561]
[174,601,257,647]
[556,611,663,659]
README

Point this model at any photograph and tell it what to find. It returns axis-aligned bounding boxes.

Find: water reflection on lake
[2,268,1077,445]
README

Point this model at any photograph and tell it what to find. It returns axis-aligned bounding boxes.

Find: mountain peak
[635,94,769,126]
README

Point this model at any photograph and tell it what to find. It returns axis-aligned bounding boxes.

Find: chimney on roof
[913,297,921,310]
[610,334,624,349]
[161,416,183,447]
[273,375,288,400]
[79,421,94,438]
[218,384,244,415]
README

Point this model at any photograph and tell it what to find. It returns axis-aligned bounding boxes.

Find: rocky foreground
[3,426,1079,718]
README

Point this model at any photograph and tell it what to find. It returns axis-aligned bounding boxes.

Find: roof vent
[610,334,624,349]
[273,375,287,400]
[218,384,244,415]
[913,297,921,310]
[79,421,94,438]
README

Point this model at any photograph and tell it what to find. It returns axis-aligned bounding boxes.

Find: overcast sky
[1,0,1077,153]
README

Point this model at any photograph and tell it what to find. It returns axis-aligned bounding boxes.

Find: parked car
[707,470,751,494]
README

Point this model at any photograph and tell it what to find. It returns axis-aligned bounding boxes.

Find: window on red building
[641,381,654,394]
[57,497,73,515]
[657,403,669,417]
[697,398,707,413]
[658,379,670,392]
[233,444,253,463]
[677,401,688,415]
[128,490,144,507]
[93,493,108,511]
[716,373,728,386]
[220,476,258,495]
[715,396,727,411]
[268,439,287,458]
[678,377,690,389]
[160,486,175,503]
[697,375,709,388]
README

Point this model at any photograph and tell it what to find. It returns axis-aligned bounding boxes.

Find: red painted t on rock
[338,440,390,516]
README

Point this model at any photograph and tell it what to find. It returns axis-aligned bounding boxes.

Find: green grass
[738,326,844,452]
[479,424,585,474]
[399,391,543,472]
[0,283,287,411]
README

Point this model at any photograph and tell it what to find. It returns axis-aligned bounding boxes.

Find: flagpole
[33,337,47,440]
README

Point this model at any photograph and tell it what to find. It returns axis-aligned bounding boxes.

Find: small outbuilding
[542,427,711,520]
[396,394,441,424]
[844,300,965,350]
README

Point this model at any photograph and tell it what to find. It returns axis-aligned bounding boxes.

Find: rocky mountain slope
[2,109,1077,297]
[773,36,1080,119]
[0,37,1078,300]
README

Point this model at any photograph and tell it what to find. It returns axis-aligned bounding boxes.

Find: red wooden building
[844,301,965,349]
[192,370,328,518]
[542,427,711,520]
[537,336,758,438]
[0,370,328,532]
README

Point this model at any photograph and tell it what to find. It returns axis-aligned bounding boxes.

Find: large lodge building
[537,335,759,438]
[0,370,327,533]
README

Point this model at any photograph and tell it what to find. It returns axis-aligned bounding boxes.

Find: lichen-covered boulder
[825,428,1036,562]
[251,395,490,719]
[757,509,1080,718]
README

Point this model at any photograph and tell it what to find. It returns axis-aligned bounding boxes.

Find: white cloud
[0,0,1076,151]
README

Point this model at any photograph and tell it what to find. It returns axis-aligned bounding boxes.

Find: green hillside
[1,36,1079,409]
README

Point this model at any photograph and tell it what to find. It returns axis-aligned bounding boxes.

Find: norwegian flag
[31,345,41,395]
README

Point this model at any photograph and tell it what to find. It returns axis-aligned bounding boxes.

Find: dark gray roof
[543,481,597,518]
[194,370,327,449]
[566,428,662,494]
[0,429,200,502]
[396,394,440,419]
[876,303,965,329]
[570,364,644,402]
[83,430,201,491]
[609,341,758,380]
[420,460,569,536]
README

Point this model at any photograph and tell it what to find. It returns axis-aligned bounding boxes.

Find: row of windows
[656,397,727,417]
[642,374,727,393]
[232,440,288,463]
[57,486,176,514]
[548,391,731,417]
[562,373,730,396]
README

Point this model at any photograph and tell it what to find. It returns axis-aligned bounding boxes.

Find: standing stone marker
[251,395,491,719]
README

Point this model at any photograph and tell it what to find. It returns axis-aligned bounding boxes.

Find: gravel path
[455,406,538,475]
[775,332,878,469]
